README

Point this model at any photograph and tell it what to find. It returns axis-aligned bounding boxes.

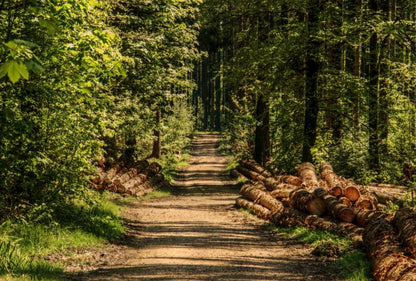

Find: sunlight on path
[74,133,339,281]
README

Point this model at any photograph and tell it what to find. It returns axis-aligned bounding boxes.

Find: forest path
[72,133,340,281]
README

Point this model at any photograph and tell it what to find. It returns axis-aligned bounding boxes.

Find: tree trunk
[392,208,416,258]
[368,0,380,172]
[363,218,416,281]
[151,110,162,159]
[289,187,327,216]
[314,188,355,223]
[302,0,321,162]
[215,51,222,131]
[297,162,320,189]
[254,95,270,166]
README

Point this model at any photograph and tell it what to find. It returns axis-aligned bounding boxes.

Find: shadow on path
[70,133,339,281]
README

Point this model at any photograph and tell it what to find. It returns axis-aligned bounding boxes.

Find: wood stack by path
[91,159,169,196]
[233,160,414,281]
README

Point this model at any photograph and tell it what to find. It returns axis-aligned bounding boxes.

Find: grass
[0,190,126,280]
[156,152,191,183]
[264,223,373,281]
[144,185,173,198]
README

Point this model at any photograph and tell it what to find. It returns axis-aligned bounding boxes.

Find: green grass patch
[156,152,191,183]
[265,224,373,281]
[143,185,173,198]
[334,250,373,281]
[0,190,126,280]
[238,208,254,216]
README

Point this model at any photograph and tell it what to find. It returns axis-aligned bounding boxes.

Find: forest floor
[68,133,342,281]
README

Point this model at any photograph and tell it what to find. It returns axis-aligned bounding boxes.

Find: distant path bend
[74,133,340,281]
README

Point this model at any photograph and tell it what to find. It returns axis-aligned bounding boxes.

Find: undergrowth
[265,224,373,281]
[0,190,125,280]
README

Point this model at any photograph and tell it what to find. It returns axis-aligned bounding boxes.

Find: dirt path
[72,133,340,280]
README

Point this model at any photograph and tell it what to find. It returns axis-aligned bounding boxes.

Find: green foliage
[0,191,124,280]
[267,224,372,281]
[0,0,200,221]
[200,0,416,184]
[334,250,373,281]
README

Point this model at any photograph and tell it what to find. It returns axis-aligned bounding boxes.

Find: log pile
[91,159,168,196]
[233,160,414,281]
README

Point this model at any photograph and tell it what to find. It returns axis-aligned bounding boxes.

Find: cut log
[235,197,271,219]
[363,217,416,281]
[314,188,355,223]
[103,165,121,184]
[270,188,293,199]
[263,178,297,192]
[354,208,393,227]
[369,183,407,191]
[240,184,284,212]
[338,197,352,206]
[392,208,416,258]
[344,185,361,202]
[319,162,343,189]
[230,169,247,180]
[355,195,377,210]
[367,186,405,204]
[329,186,344,198]
[297,162,320,189]
[237,166,265,182]
[270,207,363,246]
[276,175,303,186]
[240,159,272,178]
[289,188,326,216]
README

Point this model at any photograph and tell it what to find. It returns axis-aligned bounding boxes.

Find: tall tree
[302,0,322,162]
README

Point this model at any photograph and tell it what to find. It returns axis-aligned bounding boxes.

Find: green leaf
[7,61,29,83]
[0,62,9,79]
[17,62,29,80]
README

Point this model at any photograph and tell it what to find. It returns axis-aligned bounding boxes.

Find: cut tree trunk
[319,162,343,189]
[236,197,271,219]
[270,207,363,246]
[289,187,326,216]
[392,208,416,258]
[273,175,303,186]
[230,169,247,180]
[354,208,393,227]
[237,166,265,182]
[339,197,352,206]
[270,188,295,199]
[344,185,361,202]
[297,162,320,189]
[314,188,355,223]
[263,178,297,192]
[240,159,272,178]
[355,195,377,210]
[363,217,416,281]
[240,184,284,212]
[330,186,344,197]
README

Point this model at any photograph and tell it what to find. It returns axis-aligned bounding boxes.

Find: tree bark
[368,0,380,172]
[302,0,321,162]
[151,110,162,159]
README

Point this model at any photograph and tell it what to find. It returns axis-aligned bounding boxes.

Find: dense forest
[196,0,416,186]
[2,0,416,280]
[2,0,416,221]
[0,0,199,217]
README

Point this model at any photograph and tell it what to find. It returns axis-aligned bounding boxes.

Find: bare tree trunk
[151,110,161,159]
[302,0,321,162]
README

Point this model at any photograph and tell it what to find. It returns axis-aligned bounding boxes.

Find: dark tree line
[195,0,416,182]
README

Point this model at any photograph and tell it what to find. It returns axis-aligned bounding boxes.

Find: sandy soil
[70,133,341,281]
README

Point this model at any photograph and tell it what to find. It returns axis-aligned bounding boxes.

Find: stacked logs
[233,160,414,281]
[91,160,168,196]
